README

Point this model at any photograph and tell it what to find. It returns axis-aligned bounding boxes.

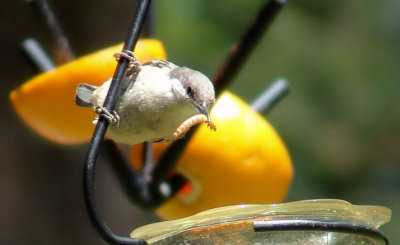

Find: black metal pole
[214,0,286,95]
[152,0,287,184]
[82,0,152,244]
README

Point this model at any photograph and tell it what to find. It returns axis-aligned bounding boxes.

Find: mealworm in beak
[173,114,216,138]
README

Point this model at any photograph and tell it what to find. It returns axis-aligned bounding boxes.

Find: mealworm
[173,114,216,138]
[207,120,217,132]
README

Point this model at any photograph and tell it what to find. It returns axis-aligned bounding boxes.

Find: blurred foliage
[1,0,399,244]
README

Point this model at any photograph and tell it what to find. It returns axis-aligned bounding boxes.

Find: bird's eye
[186,86,194,98]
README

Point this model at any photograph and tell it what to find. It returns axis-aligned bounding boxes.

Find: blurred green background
[1,0,399,244]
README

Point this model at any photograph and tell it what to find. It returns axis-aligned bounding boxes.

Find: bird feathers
[75,83,97,107]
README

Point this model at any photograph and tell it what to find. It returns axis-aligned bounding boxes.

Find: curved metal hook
[82,0,152,244]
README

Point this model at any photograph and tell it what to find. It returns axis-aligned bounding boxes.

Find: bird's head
[170,67,215,121]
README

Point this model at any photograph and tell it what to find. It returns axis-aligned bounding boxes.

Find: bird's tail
[74,83,97,107]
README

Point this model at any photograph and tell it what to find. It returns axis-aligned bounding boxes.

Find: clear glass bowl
[131,199,391,244]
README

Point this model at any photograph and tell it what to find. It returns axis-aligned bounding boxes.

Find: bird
[75,56,216,145]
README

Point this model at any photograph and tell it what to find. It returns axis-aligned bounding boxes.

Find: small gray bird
[75,59,215,145]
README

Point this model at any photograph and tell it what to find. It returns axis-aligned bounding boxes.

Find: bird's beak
[195,103,211,122]
[195,102,216,132]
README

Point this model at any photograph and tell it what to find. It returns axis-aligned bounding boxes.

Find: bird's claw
[93,106,120,127]
[114,50,141,74]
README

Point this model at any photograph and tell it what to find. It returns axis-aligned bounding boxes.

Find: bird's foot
[114,50,141,74]
[93,106,120,127]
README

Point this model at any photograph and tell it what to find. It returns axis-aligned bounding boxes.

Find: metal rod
[21,38,56,72]
[153,0,286,185]
[253,219,388,244]
[100,140,149,206]
[101,141,187,210]
[151,129,196,183]
[26,0,75,62]
[83,0,152,244]
[251,78,290,114]
[213,0,286,95]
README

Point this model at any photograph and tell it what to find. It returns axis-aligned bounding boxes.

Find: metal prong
[251,78,290,114]
[22,38,56,72]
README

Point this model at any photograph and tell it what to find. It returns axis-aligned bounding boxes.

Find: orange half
[130,92,293,219]
[10,39,166,144]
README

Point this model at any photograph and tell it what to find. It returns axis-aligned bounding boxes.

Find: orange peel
[10,39,166,144]
[130,91,293,219]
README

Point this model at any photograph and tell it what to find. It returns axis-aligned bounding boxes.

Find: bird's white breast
[92,65,198,145]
